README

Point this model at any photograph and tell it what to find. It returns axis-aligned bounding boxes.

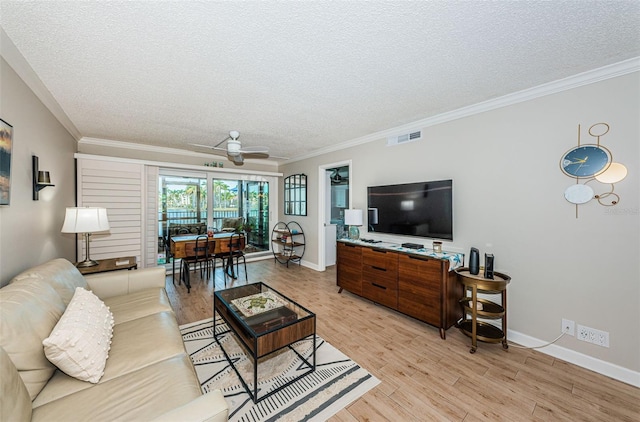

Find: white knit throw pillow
[43,287,114,383]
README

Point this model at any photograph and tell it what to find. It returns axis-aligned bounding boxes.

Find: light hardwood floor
[165,259,639,421]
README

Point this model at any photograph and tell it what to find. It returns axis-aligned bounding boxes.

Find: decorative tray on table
[231,291,288,317]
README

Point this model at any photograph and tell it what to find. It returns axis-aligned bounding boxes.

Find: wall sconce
[33,155,54,200]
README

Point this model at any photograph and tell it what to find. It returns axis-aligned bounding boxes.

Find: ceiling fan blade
[238,145,269,154]
[242,152,270,159]
[190,143,214,149]
[190,143,227,152]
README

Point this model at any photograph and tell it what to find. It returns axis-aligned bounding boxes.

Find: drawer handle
[372,283,387,290]
[408,255,429,261]
[372,266,387,272]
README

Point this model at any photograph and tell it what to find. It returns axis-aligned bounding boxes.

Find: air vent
[387,130,422,146]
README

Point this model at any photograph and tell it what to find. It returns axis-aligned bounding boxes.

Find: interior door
[324,171,337,266]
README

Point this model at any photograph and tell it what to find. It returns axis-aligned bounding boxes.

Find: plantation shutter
[77,158,145,266]
[144,166,159,267]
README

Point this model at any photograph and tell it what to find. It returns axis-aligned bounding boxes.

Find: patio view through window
[157,174,270,266]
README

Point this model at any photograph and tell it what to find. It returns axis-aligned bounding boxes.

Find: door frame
[317,159,352,271]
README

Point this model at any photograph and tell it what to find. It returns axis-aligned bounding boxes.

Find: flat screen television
[367,179,453,240]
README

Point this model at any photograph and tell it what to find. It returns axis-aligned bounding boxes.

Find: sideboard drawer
[362,279,398,309]
[362,248,398,272]
[362,265,397,289]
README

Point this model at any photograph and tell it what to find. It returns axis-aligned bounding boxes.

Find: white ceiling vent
[387,130,422,146]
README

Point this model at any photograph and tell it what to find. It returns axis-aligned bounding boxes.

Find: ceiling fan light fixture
[227,140,242,156]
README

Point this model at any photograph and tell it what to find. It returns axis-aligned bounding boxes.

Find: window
[284,174,307,216]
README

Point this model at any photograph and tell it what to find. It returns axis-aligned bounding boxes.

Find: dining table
[169,232,245,290]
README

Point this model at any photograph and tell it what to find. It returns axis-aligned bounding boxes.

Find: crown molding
[0,27,82,140]
[78,137,281,167]
[287,57,640,164]
[74,152,283,177]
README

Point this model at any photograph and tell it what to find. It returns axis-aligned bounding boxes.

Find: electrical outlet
[577,324,609,347]
[561,318,575,336]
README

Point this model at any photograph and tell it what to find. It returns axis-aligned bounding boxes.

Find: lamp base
[76,259,99,268]
[348,225,360,240]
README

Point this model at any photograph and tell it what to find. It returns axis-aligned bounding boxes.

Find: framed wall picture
[0,119,13,206]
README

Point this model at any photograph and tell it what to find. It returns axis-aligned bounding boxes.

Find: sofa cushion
[10,258,88,306]
[0,279,65,400]
[31,354,203,422]
[167,222,207,237]
[104,311,186,378]
[103,287,173,325]
[32,311,187,407]
[43,288,115,383]
[221,217,243,232]
[0,346,32,422]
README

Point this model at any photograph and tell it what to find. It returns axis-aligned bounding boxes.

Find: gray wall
[280,72,640,375]
[0,58,77,285]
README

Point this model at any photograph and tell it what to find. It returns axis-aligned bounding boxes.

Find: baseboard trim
[508,329,639,388]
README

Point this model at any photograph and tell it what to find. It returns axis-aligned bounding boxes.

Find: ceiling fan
[191,130,270,166]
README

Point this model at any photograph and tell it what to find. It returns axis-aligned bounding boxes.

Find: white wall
[0,58,77,285]
[280,72,640,379]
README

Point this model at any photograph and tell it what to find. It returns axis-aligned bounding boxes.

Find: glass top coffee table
[213,282,316,402]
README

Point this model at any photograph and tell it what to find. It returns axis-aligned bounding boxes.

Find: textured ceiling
[1,1,639,162]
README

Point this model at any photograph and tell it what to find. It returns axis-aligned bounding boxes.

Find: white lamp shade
[595,162,628,184]
[400,200,414,211]
[344,209,363,226]
[61,207,110,233]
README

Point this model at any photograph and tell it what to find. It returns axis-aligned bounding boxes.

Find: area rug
[180,317,380,422]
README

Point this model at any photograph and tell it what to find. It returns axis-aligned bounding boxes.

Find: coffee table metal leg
[214,327,316,402]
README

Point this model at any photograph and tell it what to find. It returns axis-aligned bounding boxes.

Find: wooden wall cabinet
[337,240,463,339]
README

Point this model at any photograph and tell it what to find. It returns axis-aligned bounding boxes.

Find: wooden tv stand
[337,240,464,339]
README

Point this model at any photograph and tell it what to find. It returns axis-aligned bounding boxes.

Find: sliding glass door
[158,174,207,265]
[157,170,273,266]
[245,181,269,252]
[213,178,270,253]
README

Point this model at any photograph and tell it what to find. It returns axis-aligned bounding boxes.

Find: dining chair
[170,227,192,286]
[181,235,212,287]
[208,239,226,285]
[226,232,247,281]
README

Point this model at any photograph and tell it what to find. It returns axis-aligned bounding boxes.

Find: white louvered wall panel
[145,166,159,268]
[77,159,145,266]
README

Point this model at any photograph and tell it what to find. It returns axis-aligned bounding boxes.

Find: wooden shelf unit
[271,221,305,267]
[455,267,511,353]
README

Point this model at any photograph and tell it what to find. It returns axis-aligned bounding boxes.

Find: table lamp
[62,207,110,267]
[344,209,363,240]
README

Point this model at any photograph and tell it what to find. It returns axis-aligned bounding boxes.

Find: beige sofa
[0,258,228,421]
